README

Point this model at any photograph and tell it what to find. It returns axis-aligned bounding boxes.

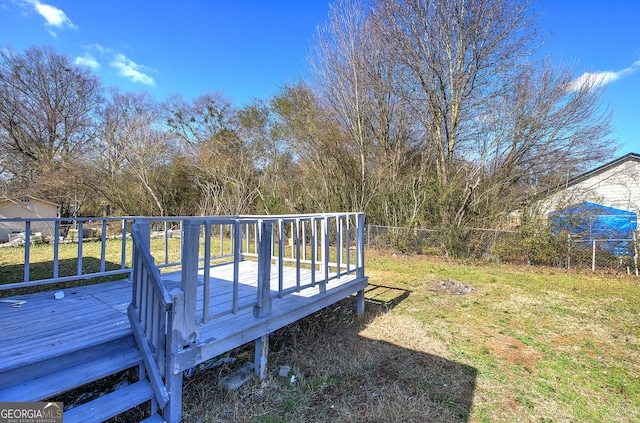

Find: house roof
[0,195,60,208]
[564,152,640,188]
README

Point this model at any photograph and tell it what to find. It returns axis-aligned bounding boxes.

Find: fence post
[634,231,639,277]
[356,213,366,316]
[592,239,596,272]
[567,234,571,270]
[254,220,273,318]
[180,220,200,343]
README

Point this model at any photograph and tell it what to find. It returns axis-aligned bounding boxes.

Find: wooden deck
[1,261,364,376]
[0,212,367,422]
[0,280,131,375]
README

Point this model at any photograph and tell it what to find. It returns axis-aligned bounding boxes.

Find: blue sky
[1,0,639,155]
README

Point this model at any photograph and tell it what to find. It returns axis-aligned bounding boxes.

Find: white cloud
[110,53,156,86]
[74,53,100,70]
[570,59,640,92]
[22,0,77,36]
[76,45,157,87]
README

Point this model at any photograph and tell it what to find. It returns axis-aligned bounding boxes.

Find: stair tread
[64,380,154,423]
[0,345,142,402]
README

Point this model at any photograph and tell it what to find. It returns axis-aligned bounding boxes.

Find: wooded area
[0,0,615,256]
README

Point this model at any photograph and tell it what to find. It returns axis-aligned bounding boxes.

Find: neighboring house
[0,195,60,242]
[539,152,640,217]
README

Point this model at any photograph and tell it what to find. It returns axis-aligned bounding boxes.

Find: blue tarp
[551,202,637,254]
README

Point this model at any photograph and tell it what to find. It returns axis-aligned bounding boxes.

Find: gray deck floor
[1,261,365,375]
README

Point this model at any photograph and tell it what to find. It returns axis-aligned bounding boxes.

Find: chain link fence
[367,224,638,275]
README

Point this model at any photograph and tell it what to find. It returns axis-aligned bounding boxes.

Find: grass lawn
[2,243,638,421]
[181,251,640,422]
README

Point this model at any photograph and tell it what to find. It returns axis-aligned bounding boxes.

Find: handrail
[127,220,173,409]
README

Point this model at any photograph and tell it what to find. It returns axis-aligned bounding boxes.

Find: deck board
[1,260,365,375]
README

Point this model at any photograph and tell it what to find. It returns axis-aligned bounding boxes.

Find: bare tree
[91,90,175,216]
[165,93,260,215]
[309,0,433,225]
[474,61,616,219]
[0,46,102,212]
[370,0,614,235]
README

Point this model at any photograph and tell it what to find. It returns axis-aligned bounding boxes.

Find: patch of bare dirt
[430,279,477,295]
[486,334,540,367]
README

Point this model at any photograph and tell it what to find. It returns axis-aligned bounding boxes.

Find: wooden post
[254,334,269,380]
[356,213,365,279]
[136,220,151,251]
[132,220,151,307]
[165,289,185,423]
[181,220,200,343]
[356,289,365,316]
[233,221,242,313]
[254,220,273,318]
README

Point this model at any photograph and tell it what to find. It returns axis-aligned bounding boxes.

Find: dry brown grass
[182,298,476,423]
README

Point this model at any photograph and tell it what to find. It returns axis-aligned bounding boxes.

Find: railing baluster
[100,219,107,273]
[336,216,342,278]
[121,219,127,270]
[24,221,30,283]
[296,219,301,292]
[290,221,295,258]
[219,224,224,257]
[254,222,259,255]
[203,223,211,323]
[321,216,328,293]
[233,221,241,314]
[346,215,351,274]
[53,220,60,279]
[302,220,307,261]
[246,223,251,254]
[77,221,83,277]
[311,218,317,287]
[278,219,284,298]
[164,220,169,265]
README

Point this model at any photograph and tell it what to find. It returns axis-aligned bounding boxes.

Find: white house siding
[0,196,60,242]
[540,155,640,216]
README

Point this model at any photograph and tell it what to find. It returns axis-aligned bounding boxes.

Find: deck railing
[0,217,138,291]
[0,213,366,296]
[175,213,365,327]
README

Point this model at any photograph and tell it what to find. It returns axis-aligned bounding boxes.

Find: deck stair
[0,333,163,422]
